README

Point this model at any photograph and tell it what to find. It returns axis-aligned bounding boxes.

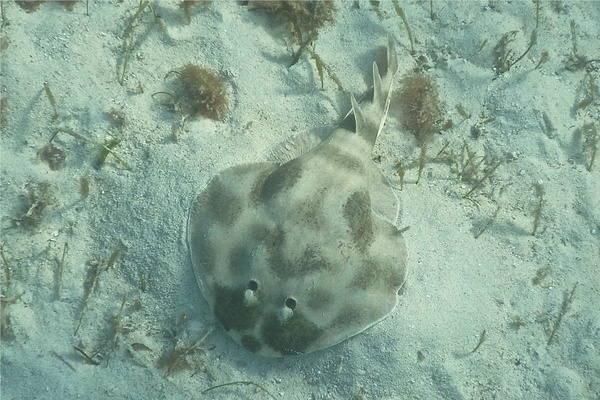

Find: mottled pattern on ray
[188,36,407,357]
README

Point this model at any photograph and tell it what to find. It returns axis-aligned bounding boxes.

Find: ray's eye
[247,280,259,291]
[284,297,297,310]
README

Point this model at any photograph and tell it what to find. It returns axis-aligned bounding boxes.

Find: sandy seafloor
[1,0,599,399]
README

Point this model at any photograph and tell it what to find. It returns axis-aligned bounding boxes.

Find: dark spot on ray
[201,177,243,226]
[330,308,363,331]
[252,224,286,254]
[261,311,323,356]
[241,335,262,353]
[228,246,252,276]
[213,284,260,332]
[249,167,275,205]
[349,258,403,291]
[343,190,374,250]
[320,145,365,174]
[349,259,379,291]
[292,199,326,229]
[260,158,304,201]
[269,245,331,281]
[305,288,333,312]
[250,224,290,279]
[293,247,331,275]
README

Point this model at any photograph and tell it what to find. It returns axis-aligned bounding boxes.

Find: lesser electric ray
[188,36,406,357]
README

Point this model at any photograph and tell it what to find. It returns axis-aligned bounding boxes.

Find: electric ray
[188,36,406,357]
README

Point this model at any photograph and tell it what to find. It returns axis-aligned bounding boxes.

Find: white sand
[1,1,599,399]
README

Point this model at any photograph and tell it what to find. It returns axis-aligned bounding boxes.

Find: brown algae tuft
[155,64,229,123]
[249,0,336,46]
[16,182,56,230]
[396,72,445,144]
[178,64,229,121]
[39,144,66,171]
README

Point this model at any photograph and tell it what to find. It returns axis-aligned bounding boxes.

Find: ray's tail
[339,35,399,147]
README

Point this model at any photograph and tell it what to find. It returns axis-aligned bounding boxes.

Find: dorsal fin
[339,35,399,146]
